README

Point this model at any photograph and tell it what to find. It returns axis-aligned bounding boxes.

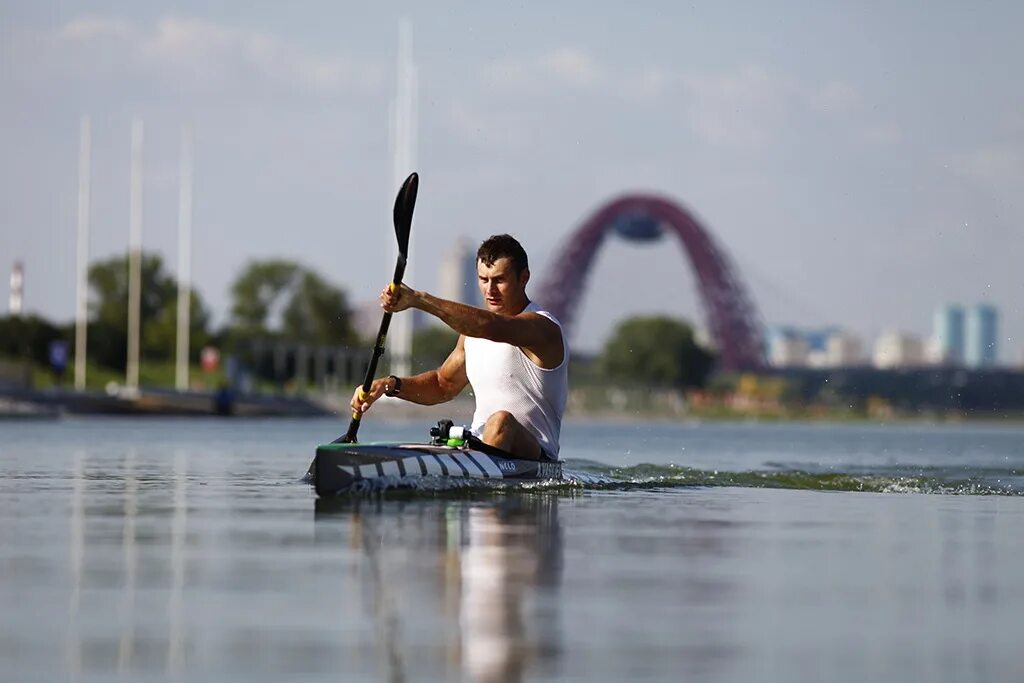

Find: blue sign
[49,340,69,372]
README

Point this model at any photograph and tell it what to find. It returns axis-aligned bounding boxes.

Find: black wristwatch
[385,375,402,397]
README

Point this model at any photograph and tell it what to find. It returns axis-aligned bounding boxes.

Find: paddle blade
[393,172,418,257]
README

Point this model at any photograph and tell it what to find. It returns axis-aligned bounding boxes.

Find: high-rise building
[439,237,481,307]
[932,304,965,365]
[965,304,998,368]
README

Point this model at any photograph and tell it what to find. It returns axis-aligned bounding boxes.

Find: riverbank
[0,386,332,418]
[4,385,1021,424]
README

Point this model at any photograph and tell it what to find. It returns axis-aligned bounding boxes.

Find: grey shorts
[538,446,559,463]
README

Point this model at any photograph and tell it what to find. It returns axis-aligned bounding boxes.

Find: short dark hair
[477,234,529,274]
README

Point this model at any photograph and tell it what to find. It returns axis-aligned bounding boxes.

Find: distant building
[768,326,863,368]
[873,331,926,369]
[965,304,998,368]
[825,331,865,367]
[8,261,23,316]
[931,304,965,365]
[924,336,946,366]
[771,335,810,367]
[767,327,809,367]
[438,237,481,307]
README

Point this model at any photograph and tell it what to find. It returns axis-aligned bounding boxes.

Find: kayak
[308,420,562,496]
[310,442,562,496]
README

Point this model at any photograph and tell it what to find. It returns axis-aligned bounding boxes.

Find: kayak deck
[311,442,563,496]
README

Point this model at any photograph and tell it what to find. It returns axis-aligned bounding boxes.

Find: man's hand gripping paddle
[335,172,418,444]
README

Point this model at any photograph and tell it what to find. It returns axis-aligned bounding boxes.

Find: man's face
[477,257,529,313]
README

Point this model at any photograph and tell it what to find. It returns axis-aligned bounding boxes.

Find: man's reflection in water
[315,494,563,683]
[456,497,562,682]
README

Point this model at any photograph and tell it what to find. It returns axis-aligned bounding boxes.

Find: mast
[126,119,143,390]
[389,17,418,377]
[174,126,194,391]
[74,117,91,391]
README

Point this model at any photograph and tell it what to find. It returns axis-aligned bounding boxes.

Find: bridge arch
[535,194,765,372]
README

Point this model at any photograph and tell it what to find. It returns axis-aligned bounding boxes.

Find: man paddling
[351,234,568,461]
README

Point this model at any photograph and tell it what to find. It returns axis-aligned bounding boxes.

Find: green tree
[229,260,300,336]
[87,252,209,368]
[411,324,459,373]
[600,315,715,389]
[281,269,356,345]
[89,253,175,330]
[142,291,212,362]
[0,314,67,366]
[229,260,355,345]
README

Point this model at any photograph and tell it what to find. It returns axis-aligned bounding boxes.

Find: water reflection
[61,449,192,680]
[117,449,138,672]
[24,428,1021,683]
[65,450,84,678]
[167,451,188,674]
[315,495,563,682]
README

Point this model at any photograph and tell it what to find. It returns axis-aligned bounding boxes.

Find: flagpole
[74,116,91,391]
[126,118,143,391]
[389,17,417,377]
[174,125,193,391]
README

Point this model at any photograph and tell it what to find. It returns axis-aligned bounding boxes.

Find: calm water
[2,417,1024,682]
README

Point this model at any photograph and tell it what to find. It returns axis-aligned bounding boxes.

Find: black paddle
[335,171,419,444]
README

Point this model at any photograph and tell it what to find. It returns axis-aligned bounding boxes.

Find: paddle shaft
[341,255,407,442]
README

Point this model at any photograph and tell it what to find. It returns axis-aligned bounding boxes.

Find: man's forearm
[394,369,458,405]
[414,291,499,339]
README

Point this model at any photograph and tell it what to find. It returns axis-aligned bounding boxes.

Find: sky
[2,1,1022,360]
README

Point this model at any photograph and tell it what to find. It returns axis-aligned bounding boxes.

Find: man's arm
[352,336,468,414]
[393,334,469,405]
[411,290,563,369]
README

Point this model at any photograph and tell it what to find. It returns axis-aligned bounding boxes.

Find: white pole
[9,261,24,316]
[74,117,91,391]
[389,17,417,378]
[174,125,193,391]
[126,118,143,390]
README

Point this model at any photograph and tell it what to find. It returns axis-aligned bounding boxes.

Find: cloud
[57,16,135,40]
[860,122,902,145]
[482,46,618,95]
[444,101,535,151]
[810,81,862,114]
[679,66,799,148]
[480,47,676,101]
[539,47,603,88]
[445,46,900,165]
[24,15,383,98]
[951,145,1023,184]
[678,70,905,150]
[476,51,883,149]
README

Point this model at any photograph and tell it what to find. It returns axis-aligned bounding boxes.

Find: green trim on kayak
[317,442,389,451]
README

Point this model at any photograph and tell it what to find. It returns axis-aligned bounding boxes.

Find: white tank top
[464,302,569,457]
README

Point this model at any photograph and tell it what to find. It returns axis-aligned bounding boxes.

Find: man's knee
[485,410,516,432]
[483,410,542,460]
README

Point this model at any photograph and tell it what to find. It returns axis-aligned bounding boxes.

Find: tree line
[0,253,356,374]
[0,252,716,389]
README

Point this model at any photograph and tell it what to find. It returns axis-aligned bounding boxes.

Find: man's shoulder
[518,310,562,340]
[519,303,563,328]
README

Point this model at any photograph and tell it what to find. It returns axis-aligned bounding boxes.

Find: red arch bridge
[535,194,766,372]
